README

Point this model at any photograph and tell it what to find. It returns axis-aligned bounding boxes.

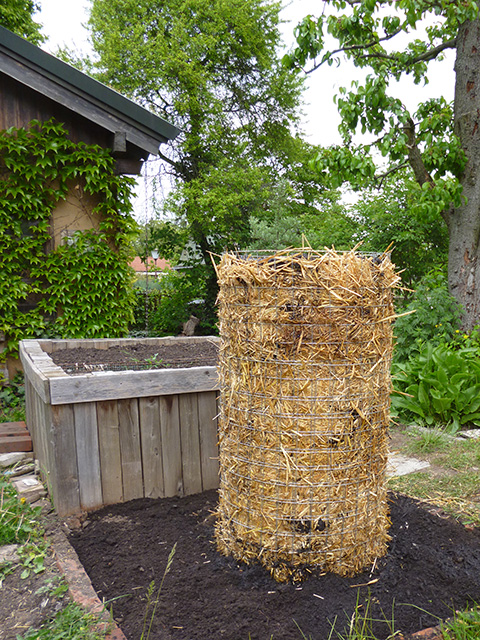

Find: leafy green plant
[0,469,48,584]
[130,288,163,334]
[125,350,164,369]
[442,602,480,640]
[149,271,202,337]
[0,472,43,546]
[0,372,25,422]
[35,575,69,599]
[391,340,480,431]
[141,542,177,640]
[18,541,49,579]
[18,602,106,640]
[0,119,137,357]
[393,269,462,363]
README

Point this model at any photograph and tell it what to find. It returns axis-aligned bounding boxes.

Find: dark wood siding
[0,72,111,147]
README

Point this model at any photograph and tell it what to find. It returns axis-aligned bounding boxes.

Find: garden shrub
[393,268,462,363]
[131,288,163,334]
[391,340,480,432]
[149,270,202,336]
[0,373,25,422]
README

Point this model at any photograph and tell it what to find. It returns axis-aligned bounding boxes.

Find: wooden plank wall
[25,387,220,516]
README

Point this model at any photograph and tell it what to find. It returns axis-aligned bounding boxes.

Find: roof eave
[0,26,180,154]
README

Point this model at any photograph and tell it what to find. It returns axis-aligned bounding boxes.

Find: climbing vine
[0,119,137,357]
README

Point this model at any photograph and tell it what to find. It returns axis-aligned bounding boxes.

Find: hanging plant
[0,119,137,357]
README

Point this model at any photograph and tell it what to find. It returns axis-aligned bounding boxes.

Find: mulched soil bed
[68,490,480,640]
[49,341,219,374]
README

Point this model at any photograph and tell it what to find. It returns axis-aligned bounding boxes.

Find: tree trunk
[450,8,480,331]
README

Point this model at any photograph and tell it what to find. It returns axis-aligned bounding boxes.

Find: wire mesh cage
[214,248,401,582]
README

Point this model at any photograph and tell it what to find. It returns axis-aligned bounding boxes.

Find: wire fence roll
[214,248,401,582]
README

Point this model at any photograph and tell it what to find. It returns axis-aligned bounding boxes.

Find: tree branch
[362,38,457,66]
[156,149,178,170]
[374,162,409,188]
[403,118,434,187]
[402,118,450,225]
[305,33,456,75]
[305,27,403,74]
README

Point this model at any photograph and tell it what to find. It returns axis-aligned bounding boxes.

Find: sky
[37,0,455,218]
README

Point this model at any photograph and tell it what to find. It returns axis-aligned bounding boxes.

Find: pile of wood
[214,248,400,582]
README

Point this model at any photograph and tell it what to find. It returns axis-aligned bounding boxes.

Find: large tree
[286,0,480,330]
[0,0,44,44]
[87,0,311,324]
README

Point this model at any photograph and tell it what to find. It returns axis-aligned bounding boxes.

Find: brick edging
[404,624,444,639]
[51,527,127,640]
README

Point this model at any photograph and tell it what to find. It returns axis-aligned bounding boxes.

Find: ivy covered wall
[0,119,138,363]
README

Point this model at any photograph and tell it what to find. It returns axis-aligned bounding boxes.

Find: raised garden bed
[19,336,220,517]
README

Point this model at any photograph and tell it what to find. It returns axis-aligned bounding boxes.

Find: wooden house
[0,25,179,378]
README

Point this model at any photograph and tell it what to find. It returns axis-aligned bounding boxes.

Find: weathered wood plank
[1,55,164,155]
[19,343,50,404]
[50,404,80,516]
[36,340,52,353]
[74,403,103,510]
[97,401,123,505]
[32,390,52,484]
[24,377,34,441]
[49,366,219,405]
[118,398,143,501]
[179,393,203,495]
[159,395,183,497]
[197,391,220,491]
[139,397,164,498]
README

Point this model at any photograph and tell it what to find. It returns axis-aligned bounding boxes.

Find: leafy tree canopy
[285,0,480,329]
[0,0,44,44]
[87,0,328,325]
[352,172,449,287]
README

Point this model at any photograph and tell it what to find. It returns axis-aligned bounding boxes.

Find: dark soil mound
[68,490,480,640]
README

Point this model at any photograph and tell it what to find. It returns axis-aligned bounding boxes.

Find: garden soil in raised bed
[49,341,219,374]
[67,490,480,640]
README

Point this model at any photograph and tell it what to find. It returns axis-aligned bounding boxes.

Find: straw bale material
[214,248,401,582]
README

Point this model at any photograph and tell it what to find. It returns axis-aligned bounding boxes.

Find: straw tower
[214,248,400,582]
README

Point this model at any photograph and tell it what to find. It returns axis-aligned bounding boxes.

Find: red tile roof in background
[130,256,171,272]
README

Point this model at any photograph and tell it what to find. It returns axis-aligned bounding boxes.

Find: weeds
[18,602,106,639]
[34,574,69,599]
[389,471,480,526]
[0,472,43,546]
[327,591,399,640]
[0,469,48,585]
[140,542,177,640]
[389,428,480,526]
[442,602,480,640]
[406,428,449,454]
